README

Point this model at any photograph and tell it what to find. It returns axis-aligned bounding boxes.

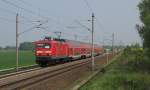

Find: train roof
[35,37,102,48]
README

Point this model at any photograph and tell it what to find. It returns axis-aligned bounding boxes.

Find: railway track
[0,54,103,79]
[0,58,90,79]
[0,64,38,74]
[0,67,42,79]
[0,58,92,90]
[0,64,41,77]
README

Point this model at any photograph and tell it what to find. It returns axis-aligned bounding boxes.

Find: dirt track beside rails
[0,53,116,90]
[23,53,115,90]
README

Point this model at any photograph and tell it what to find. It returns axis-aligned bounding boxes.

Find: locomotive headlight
[36,51,43,53]
[45,51,51,53]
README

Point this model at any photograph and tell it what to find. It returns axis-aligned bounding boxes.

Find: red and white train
[35,37,104,66]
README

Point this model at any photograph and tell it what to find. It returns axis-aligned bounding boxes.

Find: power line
[0,6,16,15]
[42,27,88,41]
[15,0,64,26]
[0,2,58,34]
[1,0,34,14]
[9,0,79,35]
[0,16,15,22]
[1,0,46,19]
[74,20,91,31]
[0,6,36,23]
[0,6,46,28]
[16,0,34,8]
[95,17,104,29]
[94,14,105,32]
[83,0,105,31]
[17,0,70,35]
[83,0,93,13]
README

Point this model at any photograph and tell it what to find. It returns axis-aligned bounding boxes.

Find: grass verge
[0,50,35,70]
[80,47,150,90]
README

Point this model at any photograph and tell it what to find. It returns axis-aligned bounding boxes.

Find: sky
[0,0,142,47]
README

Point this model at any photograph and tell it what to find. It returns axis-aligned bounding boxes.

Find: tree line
[137,0,150,58]
[0,42,34,51]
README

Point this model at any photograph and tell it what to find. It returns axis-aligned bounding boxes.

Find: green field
[0,51,35,70]
[80,46,150,90]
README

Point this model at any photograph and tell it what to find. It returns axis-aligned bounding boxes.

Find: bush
[80,46,150,90]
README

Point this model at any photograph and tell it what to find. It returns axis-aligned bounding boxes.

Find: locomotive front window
[36,43,51,48]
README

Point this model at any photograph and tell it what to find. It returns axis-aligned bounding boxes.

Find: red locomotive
[35,37,103,66]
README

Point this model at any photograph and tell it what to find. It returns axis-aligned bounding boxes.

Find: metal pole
[16,13,19,71]
[112,33,114,56]
[91,13,95,71]
[107,50,109,64]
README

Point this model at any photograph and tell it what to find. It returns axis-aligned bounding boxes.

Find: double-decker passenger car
[35,37,103,66]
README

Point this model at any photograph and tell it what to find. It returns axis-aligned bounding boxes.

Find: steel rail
[0,59,91,90]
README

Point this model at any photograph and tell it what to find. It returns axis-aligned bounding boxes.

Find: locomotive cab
[36,43,51,56]
[35,41,52,66]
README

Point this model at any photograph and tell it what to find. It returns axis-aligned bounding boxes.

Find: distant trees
[0,46,16,50]
[4,46,16,50]
[19,42,34,51]
[0,42,34,51]
[0,46,2,50]
[137,0,150,57]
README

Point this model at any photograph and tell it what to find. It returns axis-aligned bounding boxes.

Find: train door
[60,43,67,57]
[68,48,73,56]
[64,44,68,57]
[55,42,61,57]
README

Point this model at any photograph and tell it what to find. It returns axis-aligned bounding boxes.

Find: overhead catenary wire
[0,0,98,41]
[0,0,85,48]
[0,0,64,39]
[0,16,15,22]
[0,5,37,24]
[83,0,104,31]
[0,5,50,30]
[74,20,91,31]
[22,0,92,35]
[1,0,32,14]
[16,0,35,8]
[15,0,71,36]
[95,17,105,30]
[0,14,28,26]
[65,19,91,40]
[39,26,88,41]
[83,0,94,13]
[3,0,88,40]
[0,6,16,15]
[1,0,44,19]
[83,0,107,46]
[15,0,65,27]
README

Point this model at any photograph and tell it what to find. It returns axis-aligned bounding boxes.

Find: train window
[81,48,86,51]
[45,45,50,48]
[36,43,51,48]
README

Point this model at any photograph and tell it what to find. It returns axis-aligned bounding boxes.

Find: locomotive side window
[81,48,86,51]
[36,43,51,48]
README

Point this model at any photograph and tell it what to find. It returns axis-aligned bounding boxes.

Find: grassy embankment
[0,51,35,70]
[80,46,150,90]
